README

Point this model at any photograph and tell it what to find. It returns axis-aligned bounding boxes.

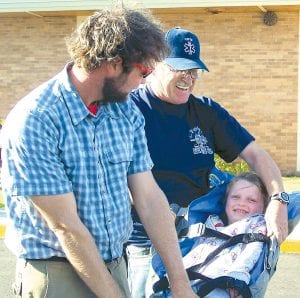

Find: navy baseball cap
[164,27,209,71]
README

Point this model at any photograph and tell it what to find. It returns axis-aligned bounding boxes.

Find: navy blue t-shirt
[128,85,254,246]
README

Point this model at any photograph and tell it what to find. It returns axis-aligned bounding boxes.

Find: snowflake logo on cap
[184,37,195,55]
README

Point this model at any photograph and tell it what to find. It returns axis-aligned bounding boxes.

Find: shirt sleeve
[127,101,153,175]
[3,109,72,196]
[208,97,255,163]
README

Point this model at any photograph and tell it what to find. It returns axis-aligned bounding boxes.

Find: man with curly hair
[1,7,196,298]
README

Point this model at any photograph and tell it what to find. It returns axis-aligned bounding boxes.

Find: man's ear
[110,56,123,72]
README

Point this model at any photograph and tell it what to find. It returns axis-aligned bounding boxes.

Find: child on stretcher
[183,172,269,298]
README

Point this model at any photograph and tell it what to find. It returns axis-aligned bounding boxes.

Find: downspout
[26,11,43,18]
[257,6,267,13]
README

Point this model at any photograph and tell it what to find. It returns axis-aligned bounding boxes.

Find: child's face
[225,179,265,225]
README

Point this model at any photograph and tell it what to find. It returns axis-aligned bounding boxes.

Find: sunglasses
[134,63,153,79]
[165,63,204,80]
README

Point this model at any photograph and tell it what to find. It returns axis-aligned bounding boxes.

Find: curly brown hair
[66,6,168,72]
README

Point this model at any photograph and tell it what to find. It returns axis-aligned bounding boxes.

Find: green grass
[214,154,250,175]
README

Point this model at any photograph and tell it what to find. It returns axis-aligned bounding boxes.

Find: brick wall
[0,10,298,174]
[0,15,75,116]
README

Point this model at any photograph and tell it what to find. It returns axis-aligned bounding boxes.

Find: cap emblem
[184,38,196,56]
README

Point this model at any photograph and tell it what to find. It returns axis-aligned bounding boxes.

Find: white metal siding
[1,1,300,12]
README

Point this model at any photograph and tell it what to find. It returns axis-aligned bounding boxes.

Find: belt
[105,255,123,265]
[26,255,123,264]
[26,256,68,262]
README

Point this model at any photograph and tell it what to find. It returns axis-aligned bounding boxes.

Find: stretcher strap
[152,231,269,296]
[153,272,251,298]
[189,232,269,272]
[179,223,232,239]
[194,275,252,298]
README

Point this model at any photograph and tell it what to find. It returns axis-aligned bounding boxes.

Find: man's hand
[171,283,198,298]
[265,199,288,244]
[128,171,196,298]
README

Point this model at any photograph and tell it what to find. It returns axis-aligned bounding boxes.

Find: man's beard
[102,75,129,104]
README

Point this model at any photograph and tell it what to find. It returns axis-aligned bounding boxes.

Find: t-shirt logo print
[189,127,213,155]
[184,38,196,55]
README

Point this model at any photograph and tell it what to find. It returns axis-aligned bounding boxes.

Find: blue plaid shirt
[1,64,153,261]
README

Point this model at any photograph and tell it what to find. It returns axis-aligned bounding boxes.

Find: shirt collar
[58,62,124,124]
[57,62,90,126]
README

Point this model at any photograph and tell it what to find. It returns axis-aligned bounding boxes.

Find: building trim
[1,1,300,13]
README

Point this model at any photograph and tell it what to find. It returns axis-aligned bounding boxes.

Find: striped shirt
[1,64,153,260]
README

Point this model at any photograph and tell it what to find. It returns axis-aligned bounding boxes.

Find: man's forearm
[30,194,124,298]
[250,153,284,195]
[240,142,284,194]
[54,222,124,298]
[128,171,197,297]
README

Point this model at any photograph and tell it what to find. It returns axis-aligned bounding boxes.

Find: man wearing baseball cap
[164,27,209,71]
[126,27,288,298]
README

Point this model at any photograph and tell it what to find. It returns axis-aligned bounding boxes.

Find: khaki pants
[13,257,131,298]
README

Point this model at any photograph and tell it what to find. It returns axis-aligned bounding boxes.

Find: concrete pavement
[1,240,16,297]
